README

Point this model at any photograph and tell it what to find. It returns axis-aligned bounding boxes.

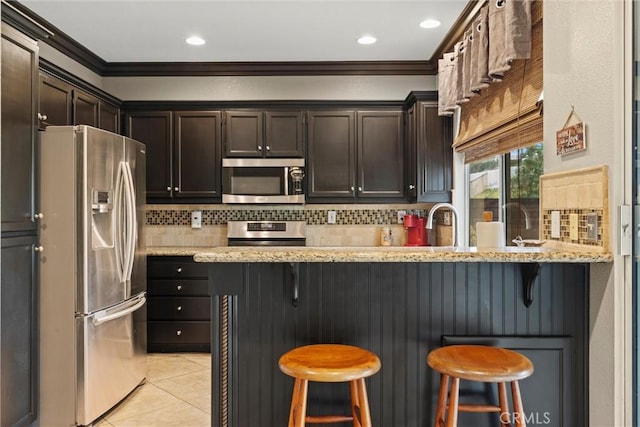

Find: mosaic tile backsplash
[539,165,609,251]
[146,208,429,226]
[541,209,604,248]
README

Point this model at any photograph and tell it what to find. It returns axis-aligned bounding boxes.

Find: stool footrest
[305,415,354,423]
[456,403,502,413]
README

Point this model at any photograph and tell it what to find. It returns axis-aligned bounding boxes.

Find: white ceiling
[19,0,468,63]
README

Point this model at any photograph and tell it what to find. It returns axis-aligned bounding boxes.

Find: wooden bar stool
[279,344,381,427]
[427,344,534,427]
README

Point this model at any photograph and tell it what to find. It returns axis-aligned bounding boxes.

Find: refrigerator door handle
[92,295,146,326]
[113,162,126,283]
[122,162,137,283]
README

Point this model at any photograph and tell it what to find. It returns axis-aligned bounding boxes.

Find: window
[467,143,543,246]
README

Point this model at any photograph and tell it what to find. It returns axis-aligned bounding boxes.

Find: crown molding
[104,60,436,76]
[12,0,479,77]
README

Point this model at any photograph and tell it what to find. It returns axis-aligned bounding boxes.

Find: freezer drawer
[147,279,209,296]
[76,296,147,426]
[148,321,211,352]
[148,296,210,321]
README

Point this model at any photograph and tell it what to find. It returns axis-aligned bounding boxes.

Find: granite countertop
[147,245,613,263]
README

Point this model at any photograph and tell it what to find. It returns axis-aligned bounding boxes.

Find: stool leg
[445,377,460,427]
[511,381,526,427]
[498,382,510,427]
[433,374,449,427]
[288,378,308,427]
[350,380,361,426]
[354,378,373,427]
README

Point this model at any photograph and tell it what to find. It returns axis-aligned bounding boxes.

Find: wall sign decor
[556,106,586,155]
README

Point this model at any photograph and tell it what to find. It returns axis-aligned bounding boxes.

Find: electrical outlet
[551,211,561,238]
[397,210,406,224]
[569,213,579,240]
[327,210,337,224]
[587,212,598,241]
[191,210,202,229]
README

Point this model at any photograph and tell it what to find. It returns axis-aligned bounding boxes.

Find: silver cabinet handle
[167,186,171,192]
[176,330,182,336]
[177,306,182,311]
[34,213,44,219]
[174,186,179,192]
[266,145,271,151]
[34,246,44,253]
[351,186,355,191]
[177,267,182,273]
[38,113,48,121]
[177,285,182,291]
[257,145,262,151]
[358,187,362,191]
[409,184,415,190]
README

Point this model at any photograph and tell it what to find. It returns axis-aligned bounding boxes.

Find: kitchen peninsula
[147,245,610,427]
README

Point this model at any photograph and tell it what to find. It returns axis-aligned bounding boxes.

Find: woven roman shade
[453,0,543,163]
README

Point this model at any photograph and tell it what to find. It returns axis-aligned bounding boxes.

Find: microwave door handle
[284,167,289,196]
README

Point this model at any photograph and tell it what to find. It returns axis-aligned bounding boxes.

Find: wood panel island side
[156,245,610,427]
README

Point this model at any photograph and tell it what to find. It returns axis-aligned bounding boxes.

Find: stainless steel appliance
[38,126,146,426]
[222,158,305,204]
[227,220,307,246]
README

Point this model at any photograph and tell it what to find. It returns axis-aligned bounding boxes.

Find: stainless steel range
[227,220,306,246]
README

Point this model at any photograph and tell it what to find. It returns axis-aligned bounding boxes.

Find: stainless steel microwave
[222,158,305,204]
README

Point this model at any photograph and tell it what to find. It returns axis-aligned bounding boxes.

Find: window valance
[452,0,543,163]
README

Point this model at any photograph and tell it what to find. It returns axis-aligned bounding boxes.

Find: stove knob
[177,306,182,311]
[177,285,182,291]
[176,330,182,336]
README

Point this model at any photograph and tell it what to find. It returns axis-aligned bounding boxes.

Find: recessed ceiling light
[357,35,377,45]
[419,19,441,29]
[186,36,205,46]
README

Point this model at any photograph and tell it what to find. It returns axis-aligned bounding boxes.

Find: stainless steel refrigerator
[38,126,147,426]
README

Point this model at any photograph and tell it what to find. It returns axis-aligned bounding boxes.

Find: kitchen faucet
[426,202,460,247]
[502,202,531,229]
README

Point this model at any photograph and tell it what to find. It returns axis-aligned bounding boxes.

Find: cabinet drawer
[148,297,210,320]
[148,321,211,345]
[148,279,209,296]
[148,259,209,278]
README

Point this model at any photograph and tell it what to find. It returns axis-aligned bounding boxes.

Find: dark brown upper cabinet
[224,109,304,158]
[39,72,72,129]
[73,90,99,127]
[126,110,222,203]
[357,110,404,199]
[173,111,222,199]
[307,110,356,199]
[126,111,173,201]
[307,109,404,202]
[98,101,120,133]
[405,92,453,203]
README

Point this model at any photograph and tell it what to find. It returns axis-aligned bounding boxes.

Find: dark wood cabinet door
[38,72,72,129]
[265,110,304,157]
[417,103,453,202]
[73,90,99,127]
[99,102,120,133]
[406,105,417,200]
[357,110,404,199]
[1,26,38,234]
[1,235,38,426]
[224,110,264,157]
[126,111,173,201]
[307,110,356,199]
[174,111,222,199]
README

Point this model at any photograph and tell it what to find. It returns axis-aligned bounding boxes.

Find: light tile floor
[95,353,211,427]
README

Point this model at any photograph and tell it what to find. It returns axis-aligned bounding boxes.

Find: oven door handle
[289,262,299,307]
